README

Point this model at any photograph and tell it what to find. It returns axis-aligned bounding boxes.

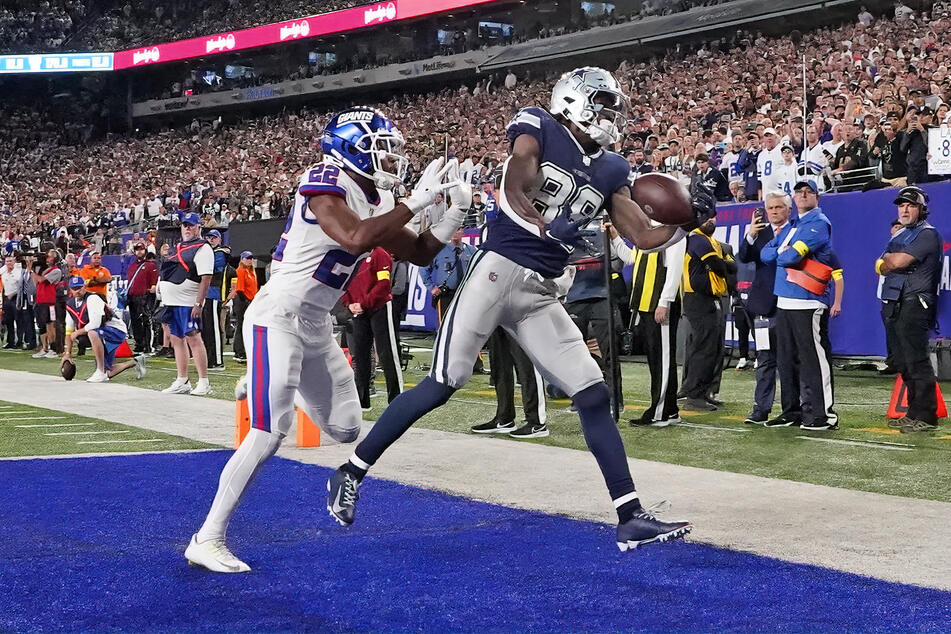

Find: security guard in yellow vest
[680,214,730,412]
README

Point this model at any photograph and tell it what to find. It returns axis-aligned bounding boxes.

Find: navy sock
[572,382,640,521]
[353,376,456,470]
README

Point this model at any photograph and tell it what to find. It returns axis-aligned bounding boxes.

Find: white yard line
[2,416,65,421]
[16,423,97,428]
[797,436,915,451]
[76,438,166,445]
[0,411,43,415]
[45,430,130,437]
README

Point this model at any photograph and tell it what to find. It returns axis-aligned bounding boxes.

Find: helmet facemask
[551,68,630,148]
[360,129,408,191]
[583,90,629,147]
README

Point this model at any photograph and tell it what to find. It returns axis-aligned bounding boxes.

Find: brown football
[631,173,693,226]
[61,359,76,381]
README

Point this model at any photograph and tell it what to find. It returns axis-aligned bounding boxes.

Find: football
[632,173,693,226]
[61,359,76,381]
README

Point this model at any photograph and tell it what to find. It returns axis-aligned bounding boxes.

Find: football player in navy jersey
[329,68,702,551]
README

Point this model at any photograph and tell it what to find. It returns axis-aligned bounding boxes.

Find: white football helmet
[550,67,629,148]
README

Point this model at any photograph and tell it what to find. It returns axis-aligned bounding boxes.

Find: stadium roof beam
[479,0,864,71]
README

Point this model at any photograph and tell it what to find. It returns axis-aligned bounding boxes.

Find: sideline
[1,368,949,590]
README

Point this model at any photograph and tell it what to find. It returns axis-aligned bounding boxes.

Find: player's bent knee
[328,425,360,444]
[571,381,610,409]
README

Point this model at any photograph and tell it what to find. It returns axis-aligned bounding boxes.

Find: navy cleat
[616,509,691,552]
[327,468,360,526]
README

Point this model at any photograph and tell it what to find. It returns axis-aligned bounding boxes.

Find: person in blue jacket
[761,179,840,430]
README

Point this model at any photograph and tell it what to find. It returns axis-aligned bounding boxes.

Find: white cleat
[32,350,48,359]
[44,350,59,358]
[191,382,213,397]
[162,380,192,394]
[234,375,248,401]
[134,354,147,380]
[86,370,109,383]
[184,534,251,573]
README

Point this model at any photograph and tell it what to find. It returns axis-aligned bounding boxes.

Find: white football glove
[402,157,460,214]
[430,159,471,243]
[447,160,473,212]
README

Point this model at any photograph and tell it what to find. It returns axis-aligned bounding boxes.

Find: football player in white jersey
[185,106,470,573]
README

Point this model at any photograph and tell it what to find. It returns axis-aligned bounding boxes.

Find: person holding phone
[900,106,933,185]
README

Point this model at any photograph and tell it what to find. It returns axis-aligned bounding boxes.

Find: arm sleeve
[147,262,159,288]
[610,235,635,265]
[777,220,830,267]
[86,295,105,330]
[658,237,686,307]
[366,249,393,308]
[193,244,215,276]
[737,234,758,263]
[760,233,781,264]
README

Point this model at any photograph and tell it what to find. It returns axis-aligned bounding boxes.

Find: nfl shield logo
[488,272,498,282]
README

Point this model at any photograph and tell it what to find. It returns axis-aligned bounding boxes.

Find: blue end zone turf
[1,451,949,633]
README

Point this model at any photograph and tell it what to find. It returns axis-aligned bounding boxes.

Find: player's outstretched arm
[309,194,415,257]
[608,185,681,251]
[501,134,548,234]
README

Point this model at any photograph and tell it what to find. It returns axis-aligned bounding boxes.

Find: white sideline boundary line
[798,436,915,451]
[16,423,97,428]
[0,411,42,415]
[0,448,222,461]
[45,430,131,437]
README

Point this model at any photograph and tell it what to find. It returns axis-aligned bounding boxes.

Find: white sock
[196,429,281,542]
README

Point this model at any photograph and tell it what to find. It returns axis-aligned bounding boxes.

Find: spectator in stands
[901,106,934,185]
[691,153,731,201]
[870,117,907,186]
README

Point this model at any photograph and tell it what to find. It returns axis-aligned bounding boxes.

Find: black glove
[681,187,716,231]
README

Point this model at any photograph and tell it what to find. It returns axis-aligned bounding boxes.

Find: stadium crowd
[4,4,950,245]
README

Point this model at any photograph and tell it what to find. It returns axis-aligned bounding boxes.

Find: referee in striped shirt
[609,223,686,427]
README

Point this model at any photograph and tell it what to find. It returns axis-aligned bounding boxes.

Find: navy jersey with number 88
[482,106,631,277]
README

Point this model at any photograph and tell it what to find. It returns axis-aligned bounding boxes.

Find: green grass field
[0,400,214,458]
[1,337,949,501]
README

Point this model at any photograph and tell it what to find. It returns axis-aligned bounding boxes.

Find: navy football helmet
[320,106,407,190]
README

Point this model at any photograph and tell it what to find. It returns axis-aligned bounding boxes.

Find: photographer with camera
[420,228,476,322]
[31,249,65,358]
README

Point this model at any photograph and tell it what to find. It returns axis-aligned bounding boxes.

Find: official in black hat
[876,186,943,432]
